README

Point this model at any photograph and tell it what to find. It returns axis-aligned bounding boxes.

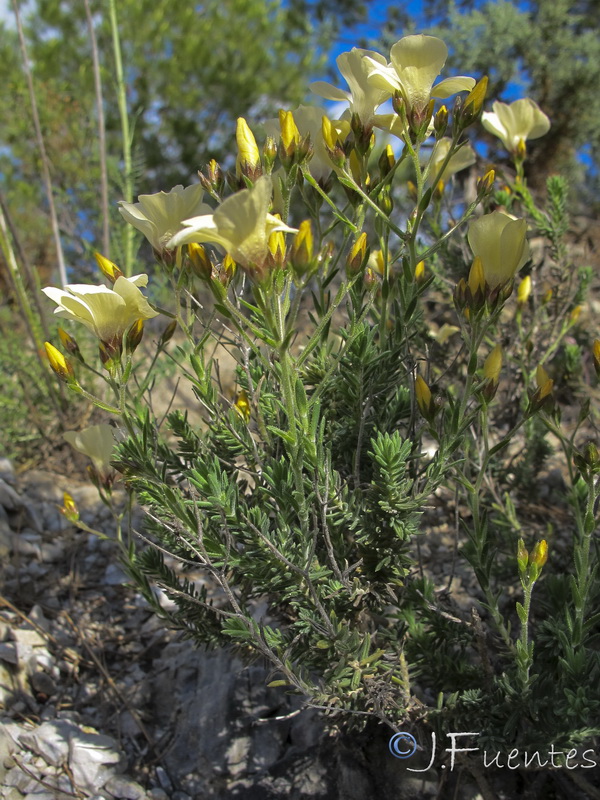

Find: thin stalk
[0,202,66,420]
[518,581,534,687]
[0,190,52,340]
[84,0,110,257]
[12,0,67,286]
[108,0,134,275]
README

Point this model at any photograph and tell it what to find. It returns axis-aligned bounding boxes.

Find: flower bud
[379,144,395,179]
[278,110,301,168]
[280,109,300,151]
[234,389,251,422]
[392,91,404,117]
[482,345,502,401]
[363,267,377,290]
[236,117,261,179]
[476,169,495,198]
[263,135,278,173]
[528,363,555,414]
[414,260,425,284]
[199,159,224,195]
[219,253,237,286]
[368,250,385,277]
[483,345,502,381]
[94,252,123,284]
[434,105,448,139]
[60,492,80,523]
[531,539,548,568]
[593,339,600,377]
[99,337,122,371]
[517,275,531,306]
[267,215,286,267]
[517,539,529,574]
[125,319,144,354]
[573,441,600,477]
[460,76,488,127]
[468,256,486,305]
[529,538,548,581]
[536,365,553,399]
[322,116,345,167]
[159,319,177,346]
[188,243,213,281]
[57,326,82,359]
[290,220,315,279]
[346,232,368,277]
[44,342,75,381]
[415,375,437,422]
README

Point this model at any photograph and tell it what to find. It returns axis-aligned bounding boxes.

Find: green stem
[301,169,358,232]
[518,581,534,686]
[108,0,134,276]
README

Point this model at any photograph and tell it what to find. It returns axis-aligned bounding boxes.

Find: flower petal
[64,423,116,476]
[309,81,350,103]
[390,35,448,109]
[431,76,476,99]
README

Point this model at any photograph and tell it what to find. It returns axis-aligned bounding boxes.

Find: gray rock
[26,607,50,634]
[0,660,17,706]
[0,643,18,665]
[154,766,173,792]
[0,457,15,483]
[4,762,40,793]
[104,564,128,586]
[40,543,65,563]
[147,790,168,800]
[0,479,23,511]
[29,672,56,697]
[103,775,146,799]
[0,519,11,559]
[0,722,17,784]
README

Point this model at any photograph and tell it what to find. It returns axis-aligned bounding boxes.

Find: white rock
[68,728,122,791]
[19,721,70,767]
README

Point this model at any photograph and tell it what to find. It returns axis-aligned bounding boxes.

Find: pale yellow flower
[63,424,116,479]
[482,99,550,154]
[310,48,391,126]
[365,35,475,115]
[468,211,529,289]
[118,184,211,252]
[43,275,158,343]
[424,138,476,186]
[167,176,297,270]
